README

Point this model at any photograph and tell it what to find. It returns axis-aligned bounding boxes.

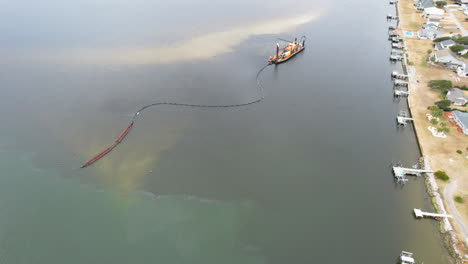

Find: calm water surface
[0,0,453,263]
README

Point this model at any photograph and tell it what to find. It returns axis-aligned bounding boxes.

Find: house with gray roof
[452,110,468,135]
[435,39,456,50]
[421,23,438,29]
[416,0,434,10]
[417,28,442,40]
[456,0,468,6]
[435,39,457,50]
[446,88,468,106]
[433,49,465,68]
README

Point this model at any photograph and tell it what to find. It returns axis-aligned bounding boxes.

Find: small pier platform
[392,43,404,49]
[391,36,403,42]
[393,166,432,177]
[390,55,403,61]
[397,116,413,126]
[399,251,415,264]
[413,208,452,219]
[388,30,399,36]
[394,90,410,97]
[394,80,408,86]
[392,71,408,79]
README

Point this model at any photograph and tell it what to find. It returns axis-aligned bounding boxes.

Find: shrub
[456,36,468,45]
[454,85,468,91]
[428,80,452,91]
[436,1,447,8]
[454,196,464,203]
[427,49,433,54]
[435,100,451,110]
[456,149,462,154]
[437,126,450,133]
[429,105,444,117]
[434,170,450,181]
[450,45,465,53]
[434,37,451,42]
[430,118,439,125]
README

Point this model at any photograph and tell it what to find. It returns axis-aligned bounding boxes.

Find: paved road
[443,181,468,241]
[446,7,468,36]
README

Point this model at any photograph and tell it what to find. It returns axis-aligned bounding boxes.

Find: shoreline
[395,1,467,262]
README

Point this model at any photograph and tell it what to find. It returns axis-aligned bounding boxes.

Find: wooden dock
[413,208,452,219]
[394,89,410,97]
[392,43,404,49]
[394,80,408,86]
[391,71,408,79]
[393,166,432,177]
[390,55,403,61]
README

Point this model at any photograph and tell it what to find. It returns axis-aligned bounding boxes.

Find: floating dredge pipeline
[80,37,305,168]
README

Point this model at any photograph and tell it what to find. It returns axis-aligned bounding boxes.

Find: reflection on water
[5,12,323,66]
[0,151,263,264]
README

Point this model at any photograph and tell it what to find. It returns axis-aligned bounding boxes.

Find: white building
[423,7,445,17]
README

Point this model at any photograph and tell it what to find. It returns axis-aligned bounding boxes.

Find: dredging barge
[268,36,306,64]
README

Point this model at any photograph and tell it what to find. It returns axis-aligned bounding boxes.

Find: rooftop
[453,110,468,126]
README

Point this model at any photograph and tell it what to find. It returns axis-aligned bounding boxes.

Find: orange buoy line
[80,122,134,168]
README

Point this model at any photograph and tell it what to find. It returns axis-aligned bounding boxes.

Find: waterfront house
[446,88,468,105]
[435,39,456,50]
[421,22,438,29]
[452,110,468,134]
[417,28,442,40]
[457,63,468,76]
[423,7,445,17]
[433,49,464,68]
[456,0,468,6]
[427,17,441,26]
[416,0,434,10]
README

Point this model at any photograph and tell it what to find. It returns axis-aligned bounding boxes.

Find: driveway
[443,181,468,241]
[445,7,468,36]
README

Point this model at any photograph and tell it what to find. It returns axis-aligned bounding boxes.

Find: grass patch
[434,170,450,181]
[409,22,421,31]
[454,196,464,203]
[421,59,428,67]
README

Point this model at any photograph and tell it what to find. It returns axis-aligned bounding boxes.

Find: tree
[436,1,447,8]
[456,36,468,45]
[429,105,444,117]
[434,37,451,43]
[435,100,452,110]
[430,118,439,125]
[450,45,465,53]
